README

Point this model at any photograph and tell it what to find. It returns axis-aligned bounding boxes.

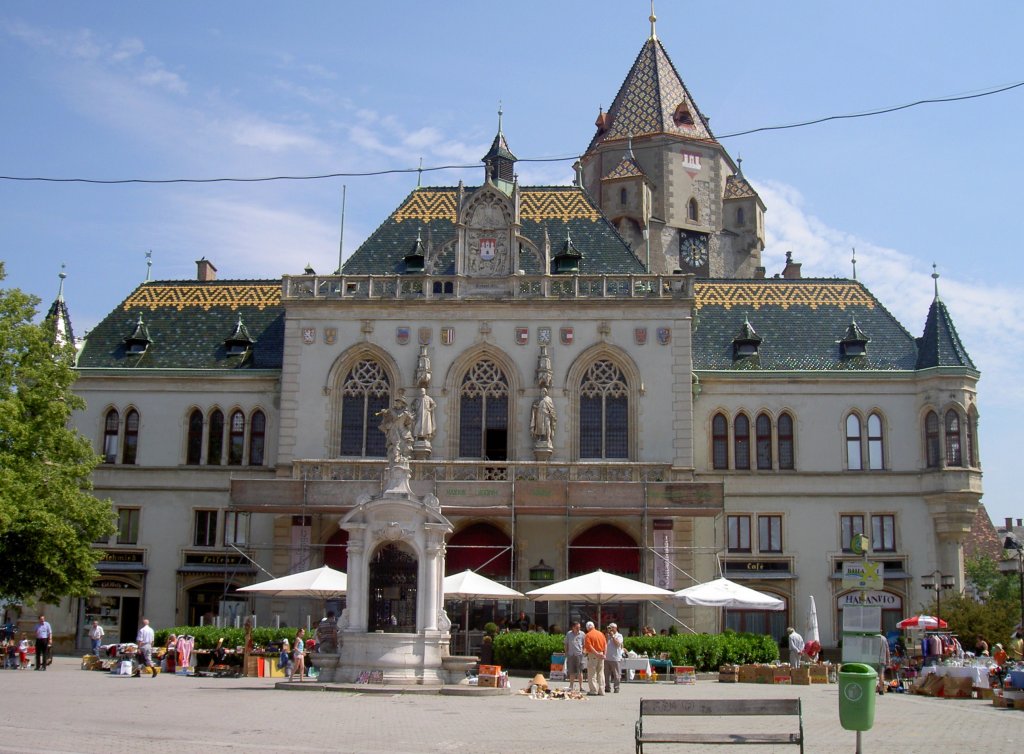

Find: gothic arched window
[249,410,266,466]
[925,411,940,468]
[340,360,390,457]
[846,413,863,470]
[711,413,728,470]
[123,409,139,465]
[228,410,245,465]
[867,412,884,470]
[103,409,119,464]
[733,413,750,470]
[459,359,509,459]
[207,409,224,466]
[945,409,962,467]
[579,360,628,459]
[778,412,795,470]
[755,413,772,470]
[186,409,203,465]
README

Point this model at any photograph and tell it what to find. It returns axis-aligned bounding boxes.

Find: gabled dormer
[403,229,426,273]
[455,179,519,278]
[123,313,151,355]
[224,313,255,356]
[732,316,762,360]
[840,319,869,358]
[552,230,582,274]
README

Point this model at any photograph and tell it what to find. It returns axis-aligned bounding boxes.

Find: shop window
[871,514,895,552]
[841,514,865,552]
[727,515,751,553]
[924,411,940,468]
[579,360,628,459]
[207,409,224,466]
[122,409,139,465]
[711,413,729,469]
[758,515,782,553]
[945,410,962,466]
[103,409,119,464]
[339,359,390,457]
[755,413,772,470]
[846,414,863,470]
[194,510,218,547]
[733,414,750,470]
[460,359,509,460]
[116,508,139,545]
[867,412,884,470]
[224,511,249,547]
[228,410,245,465]
[777,412,795,470]
[249,410,266,466]
[186,409,204,465]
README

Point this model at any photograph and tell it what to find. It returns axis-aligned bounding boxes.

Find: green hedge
[154,625,302,650]
[493,630,779,672]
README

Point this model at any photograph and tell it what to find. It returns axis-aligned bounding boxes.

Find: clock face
[680,232,709,267]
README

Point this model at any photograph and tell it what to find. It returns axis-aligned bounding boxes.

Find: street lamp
[921,570,955,620]
[1004,535,1024,630]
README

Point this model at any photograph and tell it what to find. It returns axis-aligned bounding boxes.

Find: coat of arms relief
[464,193,511,276]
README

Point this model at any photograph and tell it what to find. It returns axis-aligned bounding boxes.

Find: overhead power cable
[1,80,1020,185]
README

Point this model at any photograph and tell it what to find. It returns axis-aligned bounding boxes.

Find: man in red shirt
[583,621,607,696]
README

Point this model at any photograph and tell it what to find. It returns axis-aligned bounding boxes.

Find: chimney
[196,258,217,282]
[1007,517,1013,530]
[782,251,802,280]
[1018,518,1023,527]
[753,266,766,279]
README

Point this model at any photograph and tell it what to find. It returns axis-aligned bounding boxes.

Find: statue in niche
[414,344,432,388]
[413,387,436,441]
[377,392,414,466]
[535,344,552,388]
[530,387,557,446]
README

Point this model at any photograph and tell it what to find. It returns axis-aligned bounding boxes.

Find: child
[18,634,30,670]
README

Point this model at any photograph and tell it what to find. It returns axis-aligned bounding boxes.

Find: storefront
[836,589,904,638]
[77,550,148,650]
[721,558,793,644]
[178,552,256,626]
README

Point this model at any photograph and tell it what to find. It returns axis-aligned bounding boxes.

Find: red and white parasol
[897,614,948,630]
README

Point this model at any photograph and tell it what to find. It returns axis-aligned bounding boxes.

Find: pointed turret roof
[588,37,715,151]
[916,296,976,370]
[45,266,74,346]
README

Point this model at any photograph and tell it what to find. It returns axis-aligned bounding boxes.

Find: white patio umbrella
[443,570,524,655]
[237,565,348,599]
[804,595,821,659]
[672,577,785,610]
[525,569,673,626]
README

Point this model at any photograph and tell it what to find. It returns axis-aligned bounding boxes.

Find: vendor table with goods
[919,664,991,689]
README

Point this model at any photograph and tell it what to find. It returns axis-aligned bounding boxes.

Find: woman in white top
[290,629,306,682]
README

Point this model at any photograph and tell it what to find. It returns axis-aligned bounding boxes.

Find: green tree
[0,263,114,603]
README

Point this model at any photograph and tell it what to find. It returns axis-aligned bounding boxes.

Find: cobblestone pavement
[1,658,1022,753]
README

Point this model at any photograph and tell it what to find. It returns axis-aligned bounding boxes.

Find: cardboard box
[773,672,792,684]
[755,665,776,684]
[791,667,811,685]
[738,665,757,683]
[809,665,829,683]
[718,672,739,683]
[478,674,499,687]
[478,664,501,676]
[674,666,696,684]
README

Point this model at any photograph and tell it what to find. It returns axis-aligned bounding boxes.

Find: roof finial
[649,0,657,40]
[56,263,67,300]
[931,262,940,300]
[497,101,503,135]
[417,157,423,188]
[736,155,743,176]
[145,250,153,282]
[851,247,857,280]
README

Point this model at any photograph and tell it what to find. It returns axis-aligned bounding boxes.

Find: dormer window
[404,230,426,273]
[732,317,762,359]
[123,313,151,354]
[553,230,582,274]
[840,319,869,358]
[224,314,254,356]
[673,102,694,127]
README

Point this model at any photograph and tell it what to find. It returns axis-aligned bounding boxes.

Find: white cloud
[137,57,188,94]
[224,117,323,152]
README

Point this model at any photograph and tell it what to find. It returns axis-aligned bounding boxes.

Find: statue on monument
[378,392,414,466]
[530,387,557,446]
[413,387,436,441]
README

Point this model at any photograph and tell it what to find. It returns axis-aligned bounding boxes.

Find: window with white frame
[103,409,119,464]
[845,414,863,470]
[866,412,884,470]
[871,514,895,552]
[758,515,782,553]
[727,515,751,553]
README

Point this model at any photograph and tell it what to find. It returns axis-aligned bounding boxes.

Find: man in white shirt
[787,627,805,668]
[34,615,53,671]
[603,622,624,693]
[89,620,105,656]
[136,618,157,678]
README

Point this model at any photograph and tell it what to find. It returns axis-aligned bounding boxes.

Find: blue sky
[2,1,1020,526]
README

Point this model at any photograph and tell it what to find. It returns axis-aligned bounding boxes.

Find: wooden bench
[635,698,803,753]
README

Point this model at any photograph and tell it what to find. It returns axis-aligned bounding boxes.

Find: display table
[919,665,991,689]
[621,657,652,681]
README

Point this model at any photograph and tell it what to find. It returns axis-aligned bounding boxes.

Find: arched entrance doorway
[446,522,511,578]
[368,543,417,632]
[568,524,641,630]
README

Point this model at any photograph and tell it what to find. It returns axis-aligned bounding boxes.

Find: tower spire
[649,0,657,40]
[145,250,153,282]
[57,263,66,300]
[931,263,940,300]
[851,247,857,280]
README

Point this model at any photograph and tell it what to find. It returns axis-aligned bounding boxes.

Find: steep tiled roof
[964,503,1004,562]
[602,155,647,181]
[482,131,517,163]
[692,279,919,371]
[915,297,976,370]
[588,38,715,151]
[77,280,284,370]
[724,173,759,200]
[342,186,645,275]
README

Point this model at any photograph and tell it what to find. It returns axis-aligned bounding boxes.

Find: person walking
[34,615,53,671]
[289,628,306,682]
[89,620,105,657]
[563,621,584,692]
[583,621,607,696]
[603,622,624,693]
[787,627,805,668]
[136,617,157,678]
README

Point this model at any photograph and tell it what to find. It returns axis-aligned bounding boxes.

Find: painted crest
[323,327,336,345]
[418,327,432,345]
[515,327,529,346]
[560,327,574,346]
[396,326,410,345]
[657,327,671,345]
[634,327,648,345]
[302,327,316,345]
[538,326,552,345]
[441,327,455,346]
[479,238,496,261]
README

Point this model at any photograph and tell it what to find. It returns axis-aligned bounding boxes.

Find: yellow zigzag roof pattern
[392,189,602,223]
[695,283,875,310]
[122,284,282,311]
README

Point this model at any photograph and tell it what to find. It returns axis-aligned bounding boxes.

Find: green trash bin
[838,662,877,731]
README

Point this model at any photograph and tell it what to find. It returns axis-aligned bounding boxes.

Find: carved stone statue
[414,345,432,388]
[530,387,557,446]
[378,393,414,466]
[535,344,553,388]
[413,387,436,441]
